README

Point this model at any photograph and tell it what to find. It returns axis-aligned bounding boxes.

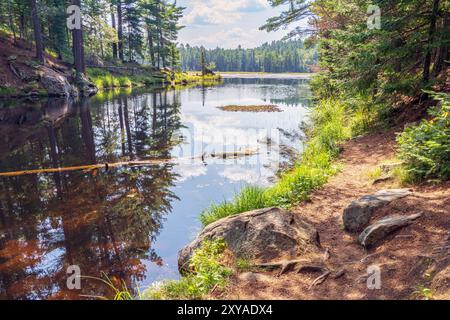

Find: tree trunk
[72,0,85,75]
[423,0,440,82]
[147,27,156,68]
[159,24,165,69]
[201,48,206,76]
[7,3,17,44]
[432,12,449,76]
[30,0,45,64]
[117,0,124,62]
[110,5,118,59]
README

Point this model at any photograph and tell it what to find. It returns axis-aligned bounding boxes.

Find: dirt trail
[222,127,450,300]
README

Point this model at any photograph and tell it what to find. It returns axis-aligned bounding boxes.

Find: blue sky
[177,0,290,49]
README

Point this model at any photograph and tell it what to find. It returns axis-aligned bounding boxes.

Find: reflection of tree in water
[0,90,183,299]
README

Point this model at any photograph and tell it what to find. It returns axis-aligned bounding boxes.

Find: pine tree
[30,0,44,64]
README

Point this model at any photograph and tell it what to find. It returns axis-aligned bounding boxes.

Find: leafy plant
[81,272,143,300]
[397,92,450,181]
[413,285,434,300]
[144,239,232,300]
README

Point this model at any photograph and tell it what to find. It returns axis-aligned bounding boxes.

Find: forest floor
[0,33,74,97]
[0,33,221,97]
[219,102,450,300]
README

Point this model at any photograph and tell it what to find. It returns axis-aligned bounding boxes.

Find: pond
[0,76,311,299]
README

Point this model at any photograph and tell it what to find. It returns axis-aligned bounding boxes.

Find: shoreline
[219,72,313,79]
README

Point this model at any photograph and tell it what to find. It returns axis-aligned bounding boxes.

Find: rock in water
[343,189,413,232]
[178,207,320,273]
[358,213,422,248]
[40,68,77,97]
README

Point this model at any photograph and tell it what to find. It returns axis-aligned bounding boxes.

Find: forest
[0,0,449,303]
[0,0,184,75]
[179,39,318,73]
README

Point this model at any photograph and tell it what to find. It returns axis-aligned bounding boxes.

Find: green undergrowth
[173,72,222,84]
[87,67,165,90]
[143,239,232,300]
[87,68,222,91]
[397,92,450,182]
[0,86,19,97]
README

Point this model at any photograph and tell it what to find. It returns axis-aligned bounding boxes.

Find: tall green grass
[87,67,159,90]
[200,186,267,226]
[200,99,351,227]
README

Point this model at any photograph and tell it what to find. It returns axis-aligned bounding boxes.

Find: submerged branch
[0,148,259,177]
[0,159,172,177]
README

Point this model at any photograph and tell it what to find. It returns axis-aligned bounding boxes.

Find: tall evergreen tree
[30,0,44,64]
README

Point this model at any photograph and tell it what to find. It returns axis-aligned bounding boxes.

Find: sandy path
[221,128,450,300]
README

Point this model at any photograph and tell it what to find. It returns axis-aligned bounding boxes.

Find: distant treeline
[179,40,318,73]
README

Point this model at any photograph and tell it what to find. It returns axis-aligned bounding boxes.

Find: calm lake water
[0,76,311,299]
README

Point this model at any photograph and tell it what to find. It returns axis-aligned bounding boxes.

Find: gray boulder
[40,68,77,97]
[343,189,413,232]
[75,73,98,96]
[178,207,320,273]
[358,213,422,248]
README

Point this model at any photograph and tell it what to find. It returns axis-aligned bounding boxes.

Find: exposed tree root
[309,271,331,289]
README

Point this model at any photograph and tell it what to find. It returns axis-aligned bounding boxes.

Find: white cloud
[178,0,290,48]
[184,27,270,48]
[173,162,208,182]
[181,0,269,26]
[218,166,261,184]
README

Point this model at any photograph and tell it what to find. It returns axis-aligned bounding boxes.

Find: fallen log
[0,159,172,177]
[0,148,259,177]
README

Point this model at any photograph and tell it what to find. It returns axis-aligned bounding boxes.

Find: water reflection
[0,77,310,299]
[0,91,181,299]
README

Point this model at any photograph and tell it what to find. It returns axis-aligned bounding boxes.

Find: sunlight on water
[0,76,310,299]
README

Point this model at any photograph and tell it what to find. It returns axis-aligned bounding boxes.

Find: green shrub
[397,92,450,181]
[144,239,232,300]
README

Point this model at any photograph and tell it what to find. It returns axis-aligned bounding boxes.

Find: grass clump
[87,67,161,90]
[200,186,267,226]
[173,72,222,85]
[200,99,350,227]
[367,167,383,181]
[144,239,232,300]
[397,92,450,182]
[0,86,18,96]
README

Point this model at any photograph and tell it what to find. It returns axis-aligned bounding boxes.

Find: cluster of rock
[178,189,422,272]
[6,55,97,98]
[342,189,421,248]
